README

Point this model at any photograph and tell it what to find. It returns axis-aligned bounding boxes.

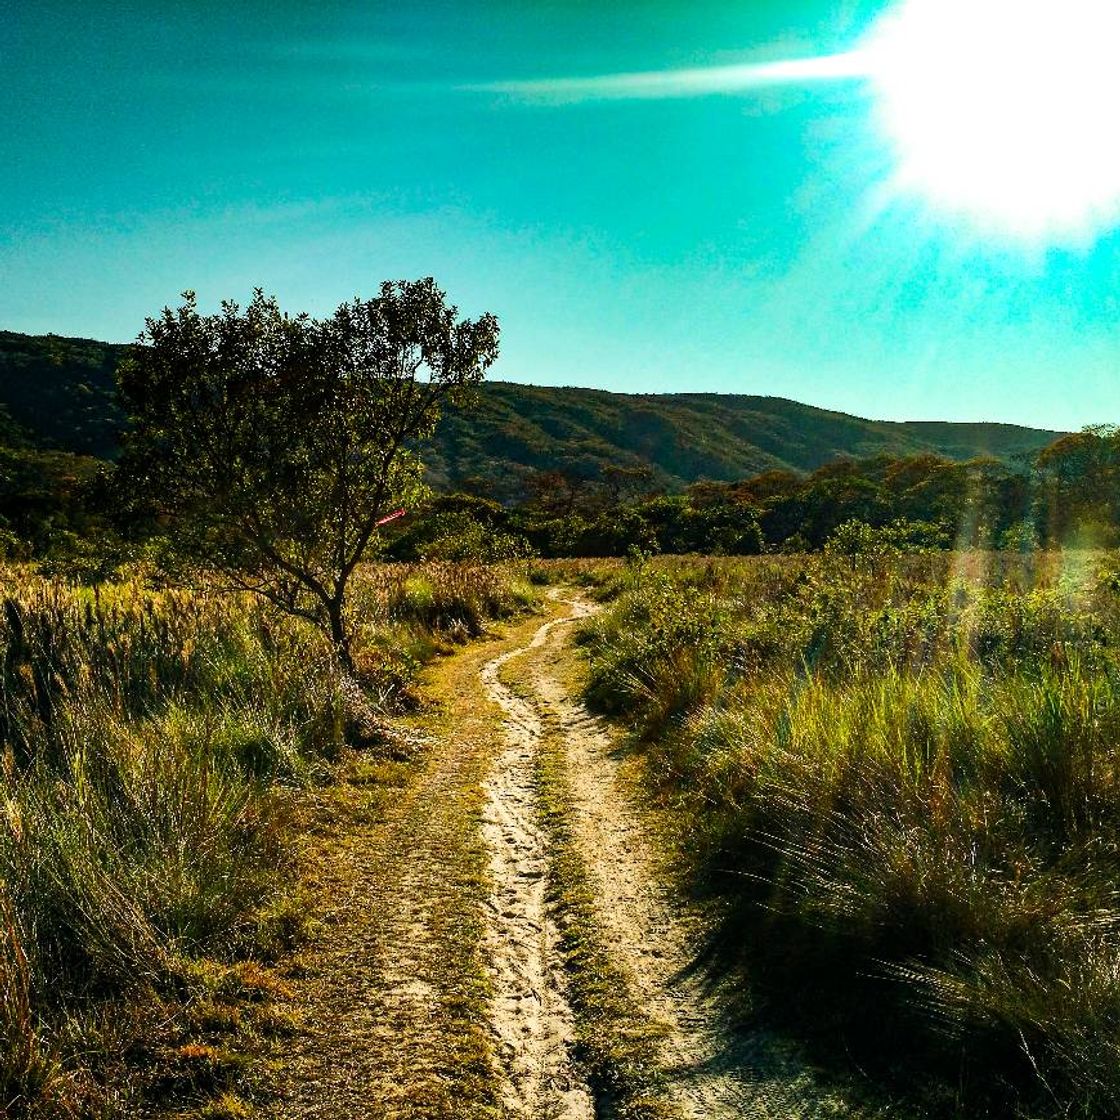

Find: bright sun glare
[864,0,1120,243]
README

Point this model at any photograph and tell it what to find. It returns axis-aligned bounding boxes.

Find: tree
[600,464,657,510]
[1034,426,1120,545]
[526,467,595,518]
[116,279,500,668]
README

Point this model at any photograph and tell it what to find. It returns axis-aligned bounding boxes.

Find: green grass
[578,549,1120,1119]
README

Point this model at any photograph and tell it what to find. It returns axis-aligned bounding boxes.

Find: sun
[863,0,1120,243]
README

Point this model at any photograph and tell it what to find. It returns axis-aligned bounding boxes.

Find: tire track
[480,612,595,1120]
[269,614,547,1120]
[518,602,884,1120]
[271,722,489,1118]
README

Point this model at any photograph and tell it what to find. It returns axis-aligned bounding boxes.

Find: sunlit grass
[579,549,1120,1116]
[0,560,535,1116]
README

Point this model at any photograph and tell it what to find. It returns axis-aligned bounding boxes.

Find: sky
[3,0,1119,430]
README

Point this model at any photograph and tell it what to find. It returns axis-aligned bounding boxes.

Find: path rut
[512,600,872,1119]
[480,615,595,1120]
[268,612,549,1120]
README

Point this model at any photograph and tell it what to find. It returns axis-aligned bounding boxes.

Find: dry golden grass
[0,560,537,1117]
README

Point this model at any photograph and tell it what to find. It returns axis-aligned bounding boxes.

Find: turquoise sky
[3,1,1118,429]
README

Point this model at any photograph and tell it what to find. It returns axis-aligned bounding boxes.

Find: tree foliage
[116,279,499,663]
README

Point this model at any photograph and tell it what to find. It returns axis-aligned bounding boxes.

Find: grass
[0,560,536,1117]
[577,549,1120,1119]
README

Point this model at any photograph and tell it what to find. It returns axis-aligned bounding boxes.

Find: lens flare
[864,0,1120,243]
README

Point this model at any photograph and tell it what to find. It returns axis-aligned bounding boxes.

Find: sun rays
[477,0,1120,247]
[469,49,869,102]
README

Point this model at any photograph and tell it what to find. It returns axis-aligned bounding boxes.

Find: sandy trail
[517,600,867,1120]
[479,613,595,1120]
[269,612,553,1120]
[270,595,865,1120]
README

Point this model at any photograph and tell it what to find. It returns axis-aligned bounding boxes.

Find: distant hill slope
[0,330,1064,491]
[427,383,1064,497]
[0,331,127,458]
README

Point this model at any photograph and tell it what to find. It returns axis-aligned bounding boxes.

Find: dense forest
[390,432,1120,561]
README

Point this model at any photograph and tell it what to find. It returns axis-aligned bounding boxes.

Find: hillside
[0,330,1064,492]
[427,384,1063,497]
[0,331,127,458]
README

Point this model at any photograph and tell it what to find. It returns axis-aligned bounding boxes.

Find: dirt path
[268,609,565,1120]
[268,595,872,1119]
[479,617,595,1119]
[507,600,876,1120]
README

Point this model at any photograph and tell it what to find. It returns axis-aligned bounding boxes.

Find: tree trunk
[326,593,354,674]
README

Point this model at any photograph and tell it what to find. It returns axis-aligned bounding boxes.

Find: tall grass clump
[579,550,1120,1117]
[0,560,534,1116]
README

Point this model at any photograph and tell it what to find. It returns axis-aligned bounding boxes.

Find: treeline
[5,425,1120,570]
[390,425,1120,559]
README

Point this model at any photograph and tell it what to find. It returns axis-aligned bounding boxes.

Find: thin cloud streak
[470,49,872,103]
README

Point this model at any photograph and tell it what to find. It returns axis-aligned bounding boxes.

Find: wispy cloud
[468,50,871,103]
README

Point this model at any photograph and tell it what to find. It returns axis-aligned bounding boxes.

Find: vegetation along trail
[270,590,874,1118]
[268,607,560,1120]
[483,593,871,1120]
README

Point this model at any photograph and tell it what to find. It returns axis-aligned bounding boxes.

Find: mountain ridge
[425,380,1064,497]
[0,329,1066,496]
